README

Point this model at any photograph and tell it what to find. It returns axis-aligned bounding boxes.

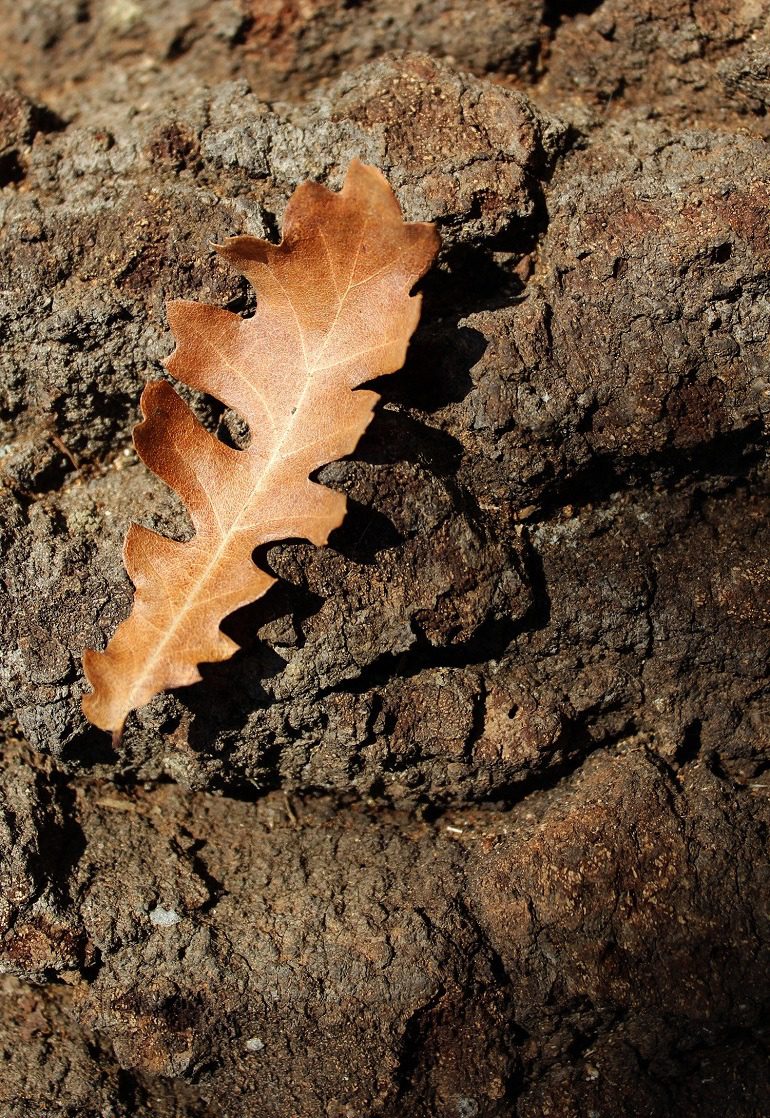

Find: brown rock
[1,3,769,1114]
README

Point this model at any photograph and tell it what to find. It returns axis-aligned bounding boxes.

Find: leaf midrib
[123,215,380,711]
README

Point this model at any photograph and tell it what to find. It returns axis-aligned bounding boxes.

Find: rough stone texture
[471,747,770,1118]
[0,0,546,113]
[1,1,770,1114]
[0,974,213,1116]
[1,741,768,1116]
[719,43,770,115]
[540,0,770,134]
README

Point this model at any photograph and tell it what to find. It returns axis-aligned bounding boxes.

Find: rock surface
[1,1,769,1115]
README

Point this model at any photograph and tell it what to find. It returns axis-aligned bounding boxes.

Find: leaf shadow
[182,640,286,755]
[180,568,323,754]
[329,497,404,563]
[346,322,486,480]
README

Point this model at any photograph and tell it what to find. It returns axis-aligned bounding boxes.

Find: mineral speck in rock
[149,905,182,927]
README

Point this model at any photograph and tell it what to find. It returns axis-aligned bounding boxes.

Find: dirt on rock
[1,2,769,1116]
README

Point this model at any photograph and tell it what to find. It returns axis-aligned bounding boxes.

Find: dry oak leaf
[82,160,439,736]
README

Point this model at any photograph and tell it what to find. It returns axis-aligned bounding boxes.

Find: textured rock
[471,747,770,1118]
[2,744,769,1116]
[541,0,770,132]
[2,1,770,1114]
[0,743,85,979]
[0,0,546,111]
[0,974,212,1116]
[448,120,770,503]
[719,43,770,115]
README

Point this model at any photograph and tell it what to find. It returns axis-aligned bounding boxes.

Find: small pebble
[149,905,181,927]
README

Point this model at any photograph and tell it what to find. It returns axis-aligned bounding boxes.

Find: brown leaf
[81,161,439,736]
